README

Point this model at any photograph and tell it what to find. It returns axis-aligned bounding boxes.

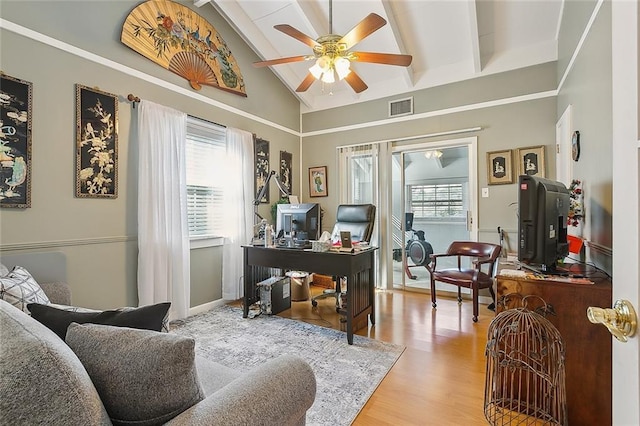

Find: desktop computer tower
[257,276,291,315]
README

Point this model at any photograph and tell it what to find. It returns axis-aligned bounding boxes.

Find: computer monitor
[275,203,321,242]
[518,175,570,274]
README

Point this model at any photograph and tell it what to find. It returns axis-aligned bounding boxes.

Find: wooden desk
[242,246,377,344]
[496,273,612,426]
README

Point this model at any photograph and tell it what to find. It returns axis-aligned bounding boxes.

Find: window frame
[185,116,226,247]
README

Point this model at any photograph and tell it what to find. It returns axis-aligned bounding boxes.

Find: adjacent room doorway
[391,137,478,292]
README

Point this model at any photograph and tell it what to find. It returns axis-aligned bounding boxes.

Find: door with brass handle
[587,299,638,342]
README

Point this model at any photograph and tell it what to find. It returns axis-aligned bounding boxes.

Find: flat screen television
[275,203,321,243]
[518,175,570,274]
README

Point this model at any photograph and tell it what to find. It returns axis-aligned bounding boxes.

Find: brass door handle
[587,299,637,342]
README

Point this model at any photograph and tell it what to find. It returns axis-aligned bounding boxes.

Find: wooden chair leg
[472,286,479,322]
[457,287,462,304]
[430,278,437,308]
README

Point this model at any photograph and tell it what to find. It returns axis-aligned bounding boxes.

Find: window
[410,183,464,219]
[185,117,226,238]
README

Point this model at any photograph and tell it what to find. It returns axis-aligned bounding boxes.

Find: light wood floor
[280,285,493,425]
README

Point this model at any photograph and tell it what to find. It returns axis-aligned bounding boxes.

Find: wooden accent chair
[427,241,501,322]
[311,204,376,310]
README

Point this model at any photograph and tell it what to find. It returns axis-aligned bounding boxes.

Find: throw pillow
[0,266,50,312]
[0,263,9,276]
[66,323,205,426]
[27,302,171,340]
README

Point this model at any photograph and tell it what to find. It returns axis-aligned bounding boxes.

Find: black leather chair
[311,204,376,310]
[427,241,501,322]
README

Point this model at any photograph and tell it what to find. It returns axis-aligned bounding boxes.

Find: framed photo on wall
[486,149,513,185]
[309,166,328,197]
[75,84,118,198]
[0,73,32,208]
[516,145,546,178]
[254,137,269,203]
[279,151,292,195]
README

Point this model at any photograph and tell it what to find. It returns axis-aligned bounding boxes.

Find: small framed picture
[486,149,513,185]
[516,145,546,178]
[254,137,269,204]
[309,166,328,197]
[76,84,118,198]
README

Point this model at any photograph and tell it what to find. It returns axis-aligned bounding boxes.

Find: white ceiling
[204,0,563,113]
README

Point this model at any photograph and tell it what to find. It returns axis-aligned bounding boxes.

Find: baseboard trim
[189,298,228,316]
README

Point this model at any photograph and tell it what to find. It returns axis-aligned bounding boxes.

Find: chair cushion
[0,266,50,313]
[0,300,111,425]
[27,302,170,340]
[66,323,205,426]
[432,268,494,288]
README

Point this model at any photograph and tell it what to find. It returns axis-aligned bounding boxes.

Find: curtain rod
[126,93,226,128]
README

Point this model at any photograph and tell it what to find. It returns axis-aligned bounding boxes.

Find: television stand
[519,262,569,276]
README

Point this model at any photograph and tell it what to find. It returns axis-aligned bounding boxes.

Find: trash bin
[286,271,310,301]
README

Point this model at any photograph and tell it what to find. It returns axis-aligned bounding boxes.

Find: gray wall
[0,1,301,309]
[301,63,558,250]
[557,1,612,272]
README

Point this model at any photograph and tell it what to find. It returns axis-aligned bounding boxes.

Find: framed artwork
[0,73,32,208]
[121,0,246,96]
[279,151,292,195]
[75,84,118,198]
[486,149,513,185]
[309,166,328,197]
[254,137,269,203]
[516,145,546,178]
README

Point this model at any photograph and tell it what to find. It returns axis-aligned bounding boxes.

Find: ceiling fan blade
[350,52,413,67]
[296,73,317,92]
[344,71,368,93]
[253,55,308,67]
[339,13,387,50]
[274,24,320,48]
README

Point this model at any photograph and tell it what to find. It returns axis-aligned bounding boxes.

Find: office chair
[427,241,501,322]
[311,204,376,310]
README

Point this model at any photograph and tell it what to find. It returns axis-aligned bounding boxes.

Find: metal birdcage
[484,294,567,426]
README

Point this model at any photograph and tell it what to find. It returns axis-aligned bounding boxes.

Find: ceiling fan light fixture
[425,150,443,159]
[334,57,351,80]
[309,62,323,79]
[321,69,336,84]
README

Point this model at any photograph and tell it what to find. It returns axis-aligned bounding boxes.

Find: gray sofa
[0,261,316,425]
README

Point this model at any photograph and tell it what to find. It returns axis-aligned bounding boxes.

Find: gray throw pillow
[65,323,205,426]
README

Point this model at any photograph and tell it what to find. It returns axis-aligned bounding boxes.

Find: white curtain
[137,100,190,320]
[222,127,254,300]
[337,142,392,288]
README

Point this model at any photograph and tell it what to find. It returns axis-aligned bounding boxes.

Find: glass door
[391,138,477,291]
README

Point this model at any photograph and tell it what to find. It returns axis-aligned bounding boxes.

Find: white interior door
[611,2,639,424]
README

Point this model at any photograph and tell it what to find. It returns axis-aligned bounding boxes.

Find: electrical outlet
[482,187,489,198]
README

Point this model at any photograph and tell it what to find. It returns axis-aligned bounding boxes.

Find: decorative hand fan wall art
[121,0,246,96]
[253,0,412,93]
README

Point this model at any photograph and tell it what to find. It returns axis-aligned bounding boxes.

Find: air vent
[389,97,413,117]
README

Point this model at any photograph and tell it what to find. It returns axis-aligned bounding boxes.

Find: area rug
[171,305,405,425]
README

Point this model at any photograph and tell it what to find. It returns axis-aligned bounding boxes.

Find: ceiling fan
[252,0,412,94]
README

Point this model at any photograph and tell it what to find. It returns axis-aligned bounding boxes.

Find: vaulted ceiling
[201,0,563,112]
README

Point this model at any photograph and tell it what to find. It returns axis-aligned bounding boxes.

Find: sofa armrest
[39,282,72,305]
[166,354,316,426]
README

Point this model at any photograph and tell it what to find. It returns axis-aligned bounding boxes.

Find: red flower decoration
[162,16,173,30]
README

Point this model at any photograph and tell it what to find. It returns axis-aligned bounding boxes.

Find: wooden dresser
[496,273,612,426]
